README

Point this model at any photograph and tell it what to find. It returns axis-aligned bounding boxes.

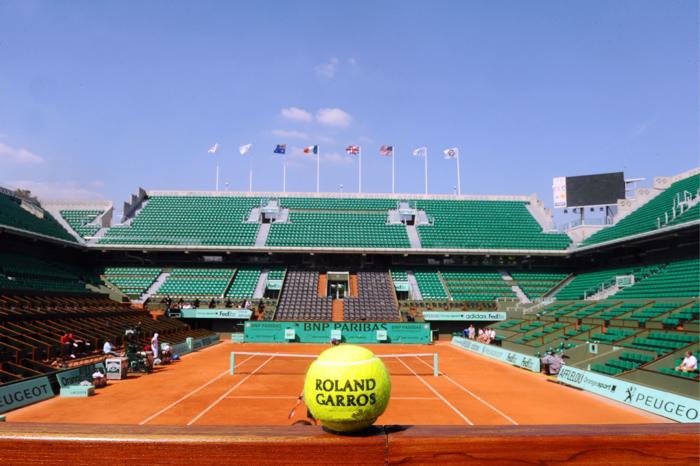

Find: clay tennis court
[5,341,669,426]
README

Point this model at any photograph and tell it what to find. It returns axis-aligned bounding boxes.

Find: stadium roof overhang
[0,224,84,249]
[90,244,572,257]
[572,220,700,254]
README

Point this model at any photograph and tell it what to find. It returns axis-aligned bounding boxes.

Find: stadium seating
[412,268,449,299]
[227,267,262,299]
[614,258,700,299]
[440,269,516,301]
[658,354,699,379]
[591,352,655,376]
[60,210,102,238]
[0,294,215,385]
[275,270,332,320]
[509,271,568,299]
[0,191,76,242]
[555,264,663,300]
[103,268,162,299]
[267,211,410,248]
[98,196,261,246]
[157,268,235,298]
[582,174,700,246]
[660,302,700,327]
[414,200,571,250]
[344,271,400,321]
[0,253,90,294]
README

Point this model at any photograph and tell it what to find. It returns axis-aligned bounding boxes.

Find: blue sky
[0,1,697,218]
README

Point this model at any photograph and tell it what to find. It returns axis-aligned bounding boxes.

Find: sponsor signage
[557,366,699,423]
[178,309,252,319]
[0,376,54,413]
[57,362,106,388]
[394,282,411,292]
[376,330,388,341]
[266,280,283,291]
[284,328,296,340]
[451,337,540,372]
[423,311,507,321]
[244,321,431,344]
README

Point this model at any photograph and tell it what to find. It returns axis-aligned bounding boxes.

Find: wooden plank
[387,424,700,465]
[0,423,698,465]
[0,423,387,465]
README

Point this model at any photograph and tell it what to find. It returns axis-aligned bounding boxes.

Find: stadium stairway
[331,299,344,322]
[406,270,423,300]
[137,271,170,303]
[255,223,270,247]
[252,271,267,299]
[405,224,422,248]
[499,270,531,304]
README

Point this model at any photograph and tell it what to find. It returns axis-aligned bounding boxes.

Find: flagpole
[424,148,429,195]
[316,146,320,193]
[248,157,253,193]
[216,158,220,192]
[283,153,287,193]
[358,147,362,193]
[392,146,396,194]
[456,153,461,195]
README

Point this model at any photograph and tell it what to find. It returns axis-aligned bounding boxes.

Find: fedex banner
[557,366,699,423]
[451,337,540,373]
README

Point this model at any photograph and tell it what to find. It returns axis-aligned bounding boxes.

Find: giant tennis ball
[304,345,391,433]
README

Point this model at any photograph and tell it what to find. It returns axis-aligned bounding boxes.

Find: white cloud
[316,108,353,128]
[280,107,313,122]
[323,152,353,165]
[347,57,358,67]
[314,57,339,79]
[271,129,310,140]
[316,135,335,144]
[0,141,44,164]
[3,180,103,200]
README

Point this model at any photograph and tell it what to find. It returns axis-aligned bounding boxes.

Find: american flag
[379,145,394,157]
[345,145,360,156]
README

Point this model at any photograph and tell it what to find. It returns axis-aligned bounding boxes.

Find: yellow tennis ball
[304,345,391,433]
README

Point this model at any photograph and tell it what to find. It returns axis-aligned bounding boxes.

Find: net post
[230,352,235,375]
[433,353,439,377]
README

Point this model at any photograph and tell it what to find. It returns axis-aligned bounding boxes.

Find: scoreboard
[553,172,625,208]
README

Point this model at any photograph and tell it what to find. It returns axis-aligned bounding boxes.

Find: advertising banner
[557,366,699,423]
[451,336,540,372]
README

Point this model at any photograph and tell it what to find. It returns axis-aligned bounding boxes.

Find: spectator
[676,351,698,373]
[488,328,496,344]
[60,332,73,359]
[477,328,485,343]
[467,324,476,340]
[103,338,119,357]
[151,333,159,358]
[541,351,556,375]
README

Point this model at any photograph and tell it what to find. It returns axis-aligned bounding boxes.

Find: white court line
[187,356,275,426]
[139,354,256,425]
[413,356,518,425]
[223,396,439,400]
[395,357,473,425]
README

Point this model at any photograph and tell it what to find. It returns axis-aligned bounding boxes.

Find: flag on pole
[413,147,427,157]
[303,145,319,155]
[345,145,360,156]
[274,144,286,154]
[379,145,394,157]
[208,143,220,154]
[443,147,459,159]
[239,143,252,155]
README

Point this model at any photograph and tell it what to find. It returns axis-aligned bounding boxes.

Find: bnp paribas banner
[557,366,699,423]
[451,336,540,373]
[423,311,507,321]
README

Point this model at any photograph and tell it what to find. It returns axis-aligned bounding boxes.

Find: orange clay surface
[6,341,669,426]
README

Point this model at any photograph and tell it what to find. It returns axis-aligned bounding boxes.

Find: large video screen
[553,172,625,208]
[566,172,625,207]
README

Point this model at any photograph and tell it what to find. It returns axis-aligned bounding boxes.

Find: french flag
[303,145,318,155]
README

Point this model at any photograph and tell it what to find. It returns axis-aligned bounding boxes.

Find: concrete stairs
[255,223,270,247]
[406,270,423,300]
[586,284,620,301]
[318,273,328,297]
[331,300,344,322]
[253,271,268,299]
[498,270,531,304]
[544,275,576,298]
[136,271,170,303]
[405,224,422,248]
